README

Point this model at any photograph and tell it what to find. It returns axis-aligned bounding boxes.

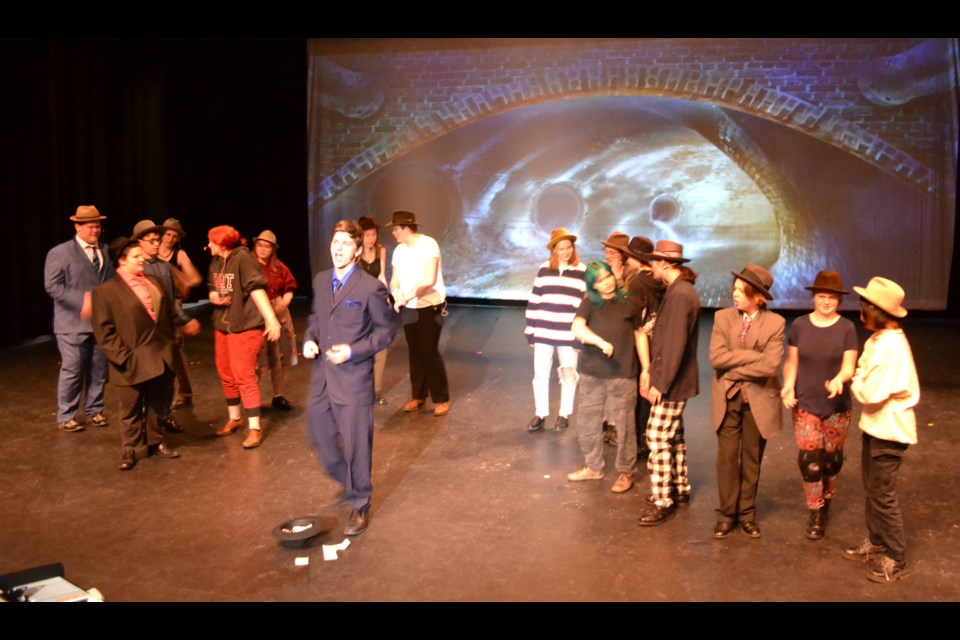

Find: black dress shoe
[272,395,293,411]
[554,416,569,431]
[526,416,545,432]
[344,510,369,536]
[153,442,181,458]
[805,508,825,540]
[638,504,676,527]
[159,416,185,433]
[119,450,137,471]
[713,521,737,538]
[740,520,761,538]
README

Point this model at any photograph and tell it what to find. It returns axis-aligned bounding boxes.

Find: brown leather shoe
[242,429,263,449]
[433,401,451,417]
[611,472,634,493]
[403,399,425,413]
[216,418,244,437]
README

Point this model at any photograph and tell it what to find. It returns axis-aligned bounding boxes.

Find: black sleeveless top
[359,255,381,278]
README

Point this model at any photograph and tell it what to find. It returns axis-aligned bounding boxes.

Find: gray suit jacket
[709,306,785,439]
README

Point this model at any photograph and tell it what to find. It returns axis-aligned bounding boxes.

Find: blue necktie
[90,247,101,272]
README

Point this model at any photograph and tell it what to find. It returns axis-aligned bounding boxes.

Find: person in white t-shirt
[385,210,451,417]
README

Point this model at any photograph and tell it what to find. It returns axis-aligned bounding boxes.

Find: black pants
[401,304,449,403]
[862,432,909,562]
[114,368,175,451]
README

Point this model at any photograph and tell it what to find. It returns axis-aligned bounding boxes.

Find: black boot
[805,507,825,540]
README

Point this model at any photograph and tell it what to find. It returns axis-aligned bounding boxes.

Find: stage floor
[2,301,958,602]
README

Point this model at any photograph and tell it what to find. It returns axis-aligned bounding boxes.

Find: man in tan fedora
[44,205,115,432]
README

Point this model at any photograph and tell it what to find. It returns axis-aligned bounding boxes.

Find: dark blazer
[44,238,115,335]
[304,268,397,405]
[91,274,178,387]
[648,277,700,401]
[709,306,785,439]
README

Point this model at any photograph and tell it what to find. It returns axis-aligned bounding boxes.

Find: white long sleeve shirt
[851,329,920,444]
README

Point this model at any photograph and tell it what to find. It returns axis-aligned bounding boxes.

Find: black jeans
[862,432,909,562]
[401,304,449,403]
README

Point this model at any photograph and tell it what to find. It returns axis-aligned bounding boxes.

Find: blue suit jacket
[44,237,115,335]
[304,267,397,405]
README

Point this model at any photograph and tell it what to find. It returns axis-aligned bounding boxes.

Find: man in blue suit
[303,219,398,536]
[44,205,116,432]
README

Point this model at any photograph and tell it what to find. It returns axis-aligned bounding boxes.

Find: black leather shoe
[713,521,737,538]
[805,508,825,540]
[638,504,676,527]
[153,442,181,459]
[272,395,293,411]
[159,416,185,433]
[740,520,762,538]
[119,450,137,471]
[554,416,569,431]
[344,510,369,536]
[526,416,545,432]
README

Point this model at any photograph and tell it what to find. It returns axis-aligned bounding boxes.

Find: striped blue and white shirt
[524,261,587,348]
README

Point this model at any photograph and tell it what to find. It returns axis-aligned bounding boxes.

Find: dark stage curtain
[1,39,308,348]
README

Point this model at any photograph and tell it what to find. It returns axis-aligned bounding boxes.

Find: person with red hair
[206,225,281,449]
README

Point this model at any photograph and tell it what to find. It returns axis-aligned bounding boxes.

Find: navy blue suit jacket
[304,267,397,405]
[44,237,115,335]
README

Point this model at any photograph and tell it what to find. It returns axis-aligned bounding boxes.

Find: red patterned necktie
[740,314,753,346]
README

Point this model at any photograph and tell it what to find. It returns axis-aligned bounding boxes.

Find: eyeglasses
[141,238,161,245]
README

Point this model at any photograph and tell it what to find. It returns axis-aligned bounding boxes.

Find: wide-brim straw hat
[731,263,775,300]
[853,277,908,318]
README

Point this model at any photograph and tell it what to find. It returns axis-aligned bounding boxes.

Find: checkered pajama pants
[646,400,690,508]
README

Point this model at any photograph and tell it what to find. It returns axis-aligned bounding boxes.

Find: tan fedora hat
[600,231,630,253]
[254,230,278,247]
[132,219,173,240]
[162,218,187,239]
[641,239,690,264]
[546,227,577,250]
[731,263,775,300]
[70,205,107,223]
[853,277,908,318]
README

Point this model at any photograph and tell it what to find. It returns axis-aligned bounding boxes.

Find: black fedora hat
[384,210,423,227]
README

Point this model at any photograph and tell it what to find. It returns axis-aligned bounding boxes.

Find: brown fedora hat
[804,270,849,295]
[162,218,187,239]
[132,219,173,240]
[623,236,654,262]
[546,227,577,250]
[731,263,775,300]
[254,230,278,247]
[641,239,690,264]
[600,231,630,252]
[853,277,908,318]
[384,210,422,227]
[70,205,107,223]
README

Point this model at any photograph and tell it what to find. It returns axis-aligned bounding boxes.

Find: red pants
[215,329,264,410]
